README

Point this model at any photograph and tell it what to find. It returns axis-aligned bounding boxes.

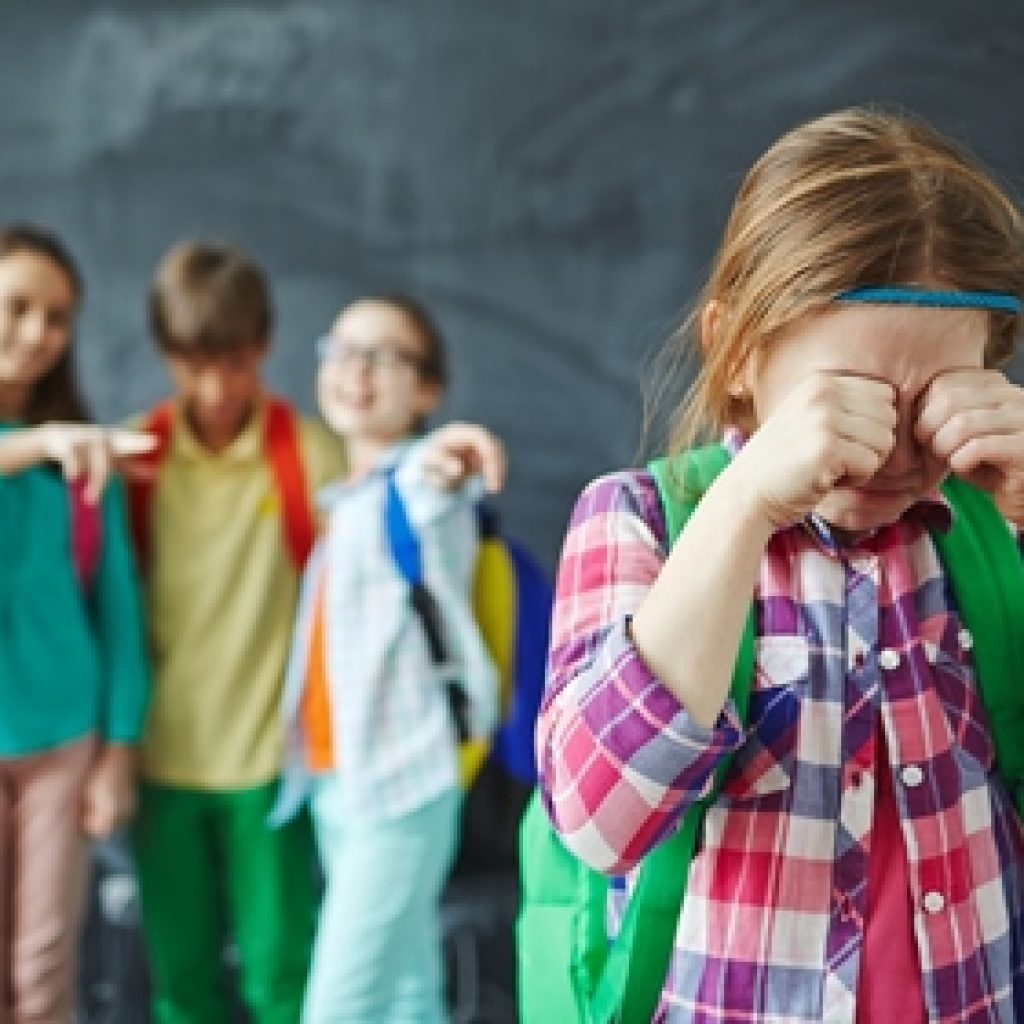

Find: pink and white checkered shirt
[537,463,1024,1023]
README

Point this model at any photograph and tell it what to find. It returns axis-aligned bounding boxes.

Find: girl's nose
[197,369,227,407]
[881,396,924,477]
[349,353,374,382]
[18,308,48,348]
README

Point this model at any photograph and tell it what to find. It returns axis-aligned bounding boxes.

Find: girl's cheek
[315,367,334,409]
[48,328,72,356]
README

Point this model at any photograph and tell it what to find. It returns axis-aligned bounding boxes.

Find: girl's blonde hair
[668,107,1024,453]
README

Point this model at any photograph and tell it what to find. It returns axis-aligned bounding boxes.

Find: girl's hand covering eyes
[915,369,1024,524]
[733,372,898,530]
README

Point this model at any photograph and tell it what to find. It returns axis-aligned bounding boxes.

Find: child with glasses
[274,295,500,1024]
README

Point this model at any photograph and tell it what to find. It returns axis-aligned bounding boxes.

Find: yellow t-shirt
[137,403,347,789]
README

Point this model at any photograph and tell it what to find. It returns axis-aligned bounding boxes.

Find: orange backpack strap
[127,402,174,573]
[263,397,317,570]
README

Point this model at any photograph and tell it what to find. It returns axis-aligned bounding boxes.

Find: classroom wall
[2,0,1022,566]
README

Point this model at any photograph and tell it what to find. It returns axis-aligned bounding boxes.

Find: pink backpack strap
[69,476,102,590]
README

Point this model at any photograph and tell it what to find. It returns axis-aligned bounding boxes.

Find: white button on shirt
[901,764,924,788]
[923,891,946,914]
[879,648,901,671]
[958,628,974,651]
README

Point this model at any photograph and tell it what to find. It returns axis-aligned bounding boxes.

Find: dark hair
[0,225,90,424]
[149,241,272,355]
[373,293,447,390]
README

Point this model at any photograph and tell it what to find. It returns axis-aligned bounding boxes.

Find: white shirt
[274,438,498,822]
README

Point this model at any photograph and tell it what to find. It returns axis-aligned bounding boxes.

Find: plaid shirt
[538,464,1024,1023]
[274,439,498,823]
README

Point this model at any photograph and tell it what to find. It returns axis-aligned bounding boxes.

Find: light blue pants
[302,782,461,1024]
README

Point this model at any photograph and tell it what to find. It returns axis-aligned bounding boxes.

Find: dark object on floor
[80,835,522,1024]
[78,840,150,1024]
[443,871,519,1024]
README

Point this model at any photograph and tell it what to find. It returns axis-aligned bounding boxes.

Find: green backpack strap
[934,477,1024,817]
[587,445,756,1024]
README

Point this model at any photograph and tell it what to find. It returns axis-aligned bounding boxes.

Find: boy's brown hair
[149,241,272,355]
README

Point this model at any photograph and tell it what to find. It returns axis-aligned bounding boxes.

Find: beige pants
[0,737,94,1024]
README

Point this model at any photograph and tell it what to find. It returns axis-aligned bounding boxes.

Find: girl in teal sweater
[0,225,151,1023]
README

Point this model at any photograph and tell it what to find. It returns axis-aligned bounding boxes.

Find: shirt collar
[316,438,416,509]
[804,495,951,555]
[173,402,265,464]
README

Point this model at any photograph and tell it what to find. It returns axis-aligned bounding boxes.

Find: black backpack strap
[383,466,471,743]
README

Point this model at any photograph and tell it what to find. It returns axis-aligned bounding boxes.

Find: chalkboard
[1,0,1022,567]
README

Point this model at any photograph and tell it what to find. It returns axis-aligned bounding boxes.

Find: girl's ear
[702,300,753,400]
[728,357,756,401]
[414,378,442,421]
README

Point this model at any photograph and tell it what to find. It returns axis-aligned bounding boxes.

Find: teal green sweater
[0,428,150,756]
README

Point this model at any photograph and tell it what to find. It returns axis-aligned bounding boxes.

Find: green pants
[133,781,317,1024]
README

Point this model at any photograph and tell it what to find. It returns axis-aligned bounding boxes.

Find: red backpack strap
[263,397,316,570]
[127,402,173,573]
[69,477,102,591]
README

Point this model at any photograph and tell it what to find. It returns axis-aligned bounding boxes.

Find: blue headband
[837,286,1022,314]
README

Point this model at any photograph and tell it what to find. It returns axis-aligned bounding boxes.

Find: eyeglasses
[316,336,426,375]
